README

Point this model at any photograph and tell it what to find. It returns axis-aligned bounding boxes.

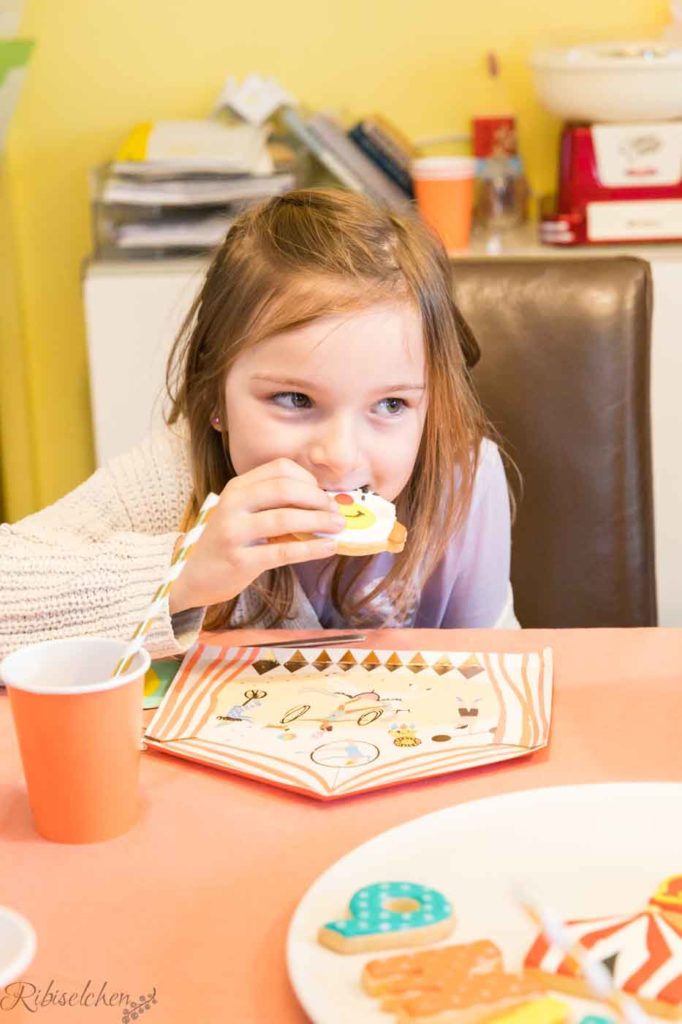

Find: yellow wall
[2,0,669,519]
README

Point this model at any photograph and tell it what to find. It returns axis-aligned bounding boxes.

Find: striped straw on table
[113,492,220,677]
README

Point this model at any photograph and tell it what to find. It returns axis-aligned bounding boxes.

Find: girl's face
[222,300,427,500]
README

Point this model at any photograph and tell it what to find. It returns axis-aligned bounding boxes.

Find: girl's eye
[271,391,312,410]
[375,397,406,417]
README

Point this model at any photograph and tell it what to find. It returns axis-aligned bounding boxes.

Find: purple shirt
[295,439,513,629]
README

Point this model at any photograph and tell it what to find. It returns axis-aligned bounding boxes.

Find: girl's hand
[168,458,345,615]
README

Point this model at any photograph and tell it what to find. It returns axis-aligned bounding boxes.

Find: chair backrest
[451,256,657,627]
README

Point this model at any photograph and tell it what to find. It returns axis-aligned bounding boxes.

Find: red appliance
[540,121,682,245]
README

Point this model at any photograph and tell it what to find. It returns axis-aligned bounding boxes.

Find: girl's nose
[308,418,359,477]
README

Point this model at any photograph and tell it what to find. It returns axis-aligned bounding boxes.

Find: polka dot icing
[323,881,452,939]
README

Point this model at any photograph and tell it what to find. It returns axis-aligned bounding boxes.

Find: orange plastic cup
[0,638,150,844]
[412,156,476,253]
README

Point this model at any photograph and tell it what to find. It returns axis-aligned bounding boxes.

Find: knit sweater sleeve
[0,425,205,661]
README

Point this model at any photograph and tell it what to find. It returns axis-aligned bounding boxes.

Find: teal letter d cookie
[317,881,455,954]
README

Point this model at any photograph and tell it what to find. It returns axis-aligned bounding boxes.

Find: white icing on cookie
[324,489,396,547]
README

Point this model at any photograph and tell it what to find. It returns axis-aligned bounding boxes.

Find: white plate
[0,906,36,987]
[287,783,682,1024]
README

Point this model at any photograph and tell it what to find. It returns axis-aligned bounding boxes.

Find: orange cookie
[362,939,549,1024]
[362,940,503,997]
[381,966,543,1023]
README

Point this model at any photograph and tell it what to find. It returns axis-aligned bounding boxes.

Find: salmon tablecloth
[1,627,681,1023]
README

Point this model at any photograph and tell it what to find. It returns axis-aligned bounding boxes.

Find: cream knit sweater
[0,424,324,662]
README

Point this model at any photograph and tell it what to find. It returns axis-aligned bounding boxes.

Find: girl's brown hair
[166,188,489,629]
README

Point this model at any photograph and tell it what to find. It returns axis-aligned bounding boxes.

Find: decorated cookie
[362,939,503,997]
[650,874,682,921]
[482,998,571,1023]
[317,881,454,954]
[524,876,682,1020]
[379,966,543,1021]
[362,938,551,1023]
[297,488,407,557]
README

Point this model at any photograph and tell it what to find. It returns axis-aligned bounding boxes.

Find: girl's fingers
[227,457,320,491]
[253,536,339,571]
[230,476,336,515]
[245,508,346,543]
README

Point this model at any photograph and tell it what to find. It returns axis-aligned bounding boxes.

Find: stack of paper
[115,119,274,175]
[100,171,296,208]
[91,119,299,257]
[114,213,236,251]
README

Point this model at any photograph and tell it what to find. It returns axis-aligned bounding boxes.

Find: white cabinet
[82,228,682,624]
[82,258,208,464]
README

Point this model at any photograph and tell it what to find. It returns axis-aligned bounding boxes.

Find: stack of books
[281,107,416,209]
[91,120,299,258]
[349,115,416,199]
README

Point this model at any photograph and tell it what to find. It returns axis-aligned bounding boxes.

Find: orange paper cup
[0,638,150,844]
[412,156,476,253]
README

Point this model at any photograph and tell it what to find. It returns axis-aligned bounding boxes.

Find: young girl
[0,189,518,661]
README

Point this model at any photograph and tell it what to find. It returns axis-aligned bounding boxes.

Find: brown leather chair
[451,256,657,628]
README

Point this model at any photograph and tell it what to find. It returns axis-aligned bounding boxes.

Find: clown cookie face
[317,881,454,954]
[332,490,379,530]
[322,489,406,556]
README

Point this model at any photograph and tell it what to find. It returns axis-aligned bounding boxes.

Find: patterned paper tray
[144,644,553,799]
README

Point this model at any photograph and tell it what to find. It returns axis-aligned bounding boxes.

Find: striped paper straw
[515,885,650,1024]
[113,492,220,677]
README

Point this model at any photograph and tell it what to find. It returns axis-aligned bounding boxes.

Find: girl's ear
[211,415,222,430]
